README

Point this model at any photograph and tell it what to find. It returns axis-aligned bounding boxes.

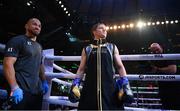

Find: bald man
[149,43,176,73]
[149,43,180,110]
[3,18,48,110]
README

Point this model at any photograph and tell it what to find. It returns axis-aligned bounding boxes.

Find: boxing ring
[42,49,180,110]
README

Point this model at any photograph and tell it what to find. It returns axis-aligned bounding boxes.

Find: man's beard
[29,29,40,37]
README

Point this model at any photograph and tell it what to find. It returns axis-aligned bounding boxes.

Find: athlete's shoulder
[8,35,27,43]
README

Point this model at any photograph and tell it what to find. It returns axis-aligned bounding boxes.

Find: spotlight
[152,22,155,25]
[170,21,174,24]
[175,20,178,23]
[26,2,31,6]
[59,1,62,4]
[137,21,144,28]
[68,13,70,16]
[106,26,110,30]
[166,21,169,24]
[118,26,121,29]
[129,23,134,28]
[161,22,164,24]
[156,21,160,25]
[64,8,66,11]
[121,24,125,29]
[147,22,151,26]
[29,1,33,4]
[61,5,64,8]
[113,25,117,30]
[143,23,147,26]
[65,11,68,14]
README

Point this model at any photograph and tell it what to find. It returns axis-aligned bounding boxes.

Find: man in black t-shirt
[149,43,180,110]
[3,18,49,110]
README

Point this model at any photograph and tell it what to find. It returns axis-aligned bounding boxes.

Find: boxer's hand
[116,77,134,104]
[68,78,81,103]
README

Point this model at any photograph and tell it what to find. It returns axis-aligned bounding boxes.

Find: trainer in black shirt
[3,18,49,110]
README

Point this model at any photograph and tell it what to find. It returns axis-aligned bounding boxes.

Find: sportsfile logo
[139,75,176,80]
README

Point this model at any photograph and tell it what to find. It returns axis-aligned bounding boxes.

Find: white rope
[47,96,78,107]
[52,78,72,87]
[134,98,160,101]
[132,103,162,106]
[45,72,76,79]
[45,53,180,61]
[126,74,180,81]
[0,43,5,53]
[53,63,76,75]
[133,91,158,94]
[46,72,180,81]
[131,87,159,90]
[46,96,161,110]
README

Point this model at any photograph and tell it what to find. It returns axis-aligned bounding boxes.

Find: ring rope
[45,53,180,61]
[45,72,180,81]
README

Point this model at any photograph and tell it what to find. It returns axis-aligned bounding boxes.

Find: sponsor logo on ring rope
[139,75,175,80]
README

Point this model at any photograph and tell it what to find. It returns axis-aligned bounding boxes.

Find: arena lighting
[113,25,117,30]
[166,21,169,24]
[170,21,174,24]
[147,22,151,26]
[143,23,147,27]
[129,23,134,28]
[136,21,144,28]
[106,19,179,31]
[57,1,71,17]
[26,2,31,6]
[29,1,33,4]
[121,24,125,29]
[156,21,160,25]
[175,20,178,23]
[106,26,110,30]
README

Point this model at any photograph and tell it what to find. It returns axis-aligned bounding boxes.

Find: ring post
[42,49,54,110]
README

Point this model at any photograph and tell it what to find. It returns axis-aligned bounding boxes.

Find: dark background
[0,0,180,55]
[0,0,180,109]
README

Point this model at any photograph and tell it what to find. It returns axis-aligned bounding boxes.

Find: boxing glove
[10,86,23,104]
[42,80,49,94]
[69,78,81,103]
[116,76,134,104]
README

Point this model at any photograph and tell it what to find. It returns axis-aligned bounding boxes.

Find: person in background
[149,42,180,110]
[69,22,134,110]
[3,18,49,110]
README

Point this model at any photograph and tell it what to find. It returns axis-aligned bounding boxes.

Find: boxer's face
[93,24,107,39]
